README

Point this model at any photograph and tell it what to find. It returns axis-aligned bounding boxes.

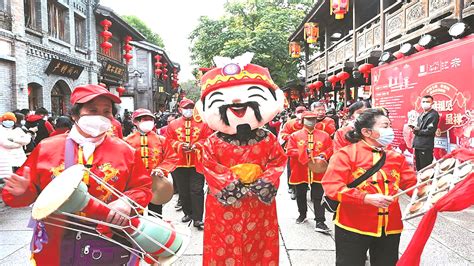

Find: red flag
[397,148,474,265]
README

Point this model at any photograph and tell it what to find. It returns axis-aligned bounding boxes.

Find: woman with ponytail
[333,101,371,151]
[322,108,417,266]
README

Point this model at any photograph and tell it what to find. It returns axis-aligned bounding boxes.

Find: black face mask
[218,101,263,126]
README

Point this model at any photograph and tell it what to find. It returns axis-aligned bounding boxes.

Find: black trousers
[148,203,162,216]
[335,226,400,266]
[172,167,205,221]
[415,148,434,171]
[295,182,325,222]
[287,159,294,190]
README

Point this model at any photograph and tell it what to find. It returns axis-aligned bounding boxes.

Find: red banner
[372,35,474,159]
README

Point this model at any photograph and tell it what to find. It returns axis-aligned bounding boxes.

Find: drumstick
[392,178,433,198]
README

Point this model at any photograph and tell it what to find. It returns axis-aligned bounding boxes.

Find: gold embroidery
[96,163,120,202]
[50,163,65,178]
[352,167,366,179]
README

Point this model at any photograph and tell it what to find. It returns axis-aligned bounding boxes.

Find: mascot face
[198,83,284,135]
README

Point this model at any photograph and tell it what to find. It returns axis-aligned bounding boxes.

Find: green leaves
[122,15,165,48]
[189,0,309,87]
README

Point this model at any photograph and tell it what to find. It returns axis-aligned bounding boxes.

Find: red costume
[165,116,213,169]
[2,134,152,265]
[110,118,124,139]
[322,141,417,236]
[124,130,178,175]
[315,117,336,136]
[201,130,287,265]
[286,128,333,184]
[279,118,303,142]
[333,124,353,151]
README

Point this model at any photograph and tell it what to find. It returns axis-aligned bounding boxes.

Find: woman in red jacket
[322,108,416,266]
[2,84,152,266]
[333,100,370,151]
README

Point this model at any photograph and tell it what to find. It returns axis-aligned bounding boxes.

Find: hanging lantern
[330,0,350,20]
[358,63,374,83]
[304,22,319,44]
[100,19,113,53]
[327,74,340,89]
[123,36,133,64]
[116,86,125,96]
[154,55,162,77]
[336,71,351,86]
[314,81,324,91]
[289,42,301,58]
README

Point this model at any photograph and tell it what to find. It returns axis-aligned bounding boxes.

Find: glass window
[48,0,68,41]
[24,0,39,30]
[74,14,86,48]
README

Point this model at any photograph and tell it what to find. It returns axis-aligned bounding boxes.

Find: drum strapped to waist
[308,157,328,174]
[32,164,190,265]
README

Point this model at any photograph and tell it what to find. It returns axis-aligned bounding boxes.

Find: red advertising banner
[372,35,473,160]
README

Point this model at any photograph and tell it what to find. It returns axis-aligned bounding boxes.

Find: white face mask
[2,120,15,128]
[182,109,193,118]
[296,113,302,120]
[138,121,155,133]
[375,127,395,147]
[76,115,111,137]
[421,102,432,111]
[20,120,26,126]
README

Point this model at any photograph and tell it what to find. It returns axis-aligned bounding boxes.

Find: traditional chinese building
[0,0,101,115]
[289,0,473,152]
[126,41,180,113]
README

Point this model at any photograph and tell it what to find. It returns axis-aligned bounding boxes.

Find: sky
[100,0,226,81]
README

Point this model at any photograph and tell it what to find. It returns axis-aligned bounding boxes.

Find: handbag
[322,151,386,213]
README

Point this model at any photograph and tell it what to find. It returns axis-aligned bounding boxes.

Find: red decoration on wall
[358,63,374,82]
[154,54,162,77]
[123,36,133,64]
[100,19,113,53]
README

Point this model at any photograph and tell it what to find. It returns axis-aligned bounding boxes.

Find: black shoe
[296,214,306,224]
[175,200,183,211]
[193,221,204,230]
[315,222,331,233]
[290,191,296,200]
[181,215,192,223]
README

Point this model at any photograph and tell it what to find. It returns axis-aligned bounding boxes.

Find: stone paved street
[1,171,473,265]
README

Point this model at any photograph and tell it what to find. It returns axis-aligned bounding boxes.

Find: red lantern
[358,63,374,82]
[123,53,133,63]
[289,42,301,58]
[336,71,350,86]
[330,0,349,20]
[163,74,168,80]
[327,74,340,89]
[100,19,113,53]
[116,86,125,96]
[154,69,162,76]
[314,81,324,91]
[123,36,133,64]
[304,23,319,44]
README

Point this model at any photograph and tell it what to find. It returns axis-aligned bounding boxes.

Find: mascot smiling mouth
[218,102,263,126]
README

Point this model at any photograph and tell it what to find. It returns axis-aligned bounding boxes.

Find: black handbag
[322,151,386,213]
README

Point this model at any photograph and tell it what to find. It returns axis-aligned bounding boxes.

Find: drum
[32,164,190,264]
[308,157,328,174]
[150,170,174,205]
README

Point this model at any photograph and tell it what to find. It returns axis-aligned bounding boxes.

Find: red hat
[302,111,317,119]
[70,84,121,104]
[132,108,154,120]
[1,112,17,122]
[295,106,307,113]
[179,98,195,108]
[200,63,278,100]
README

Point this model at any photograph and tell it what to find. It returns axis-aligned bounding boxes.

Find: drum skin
[58,182,90,214]
[150,176,174,205]
[308,159,328,174]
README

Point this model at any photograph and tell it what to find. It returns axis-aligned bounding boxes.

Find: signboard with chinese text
[372,35,474,157]
[100,59,126,81]
[45,58,84,80]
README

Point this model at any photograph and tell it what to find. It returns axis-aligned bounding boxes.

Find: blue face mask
[375,127,395,146]
[2,120,15,128]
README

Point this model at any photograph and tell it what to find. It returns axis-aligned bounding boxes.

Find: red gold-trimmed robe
[201,131,287,265]
[279,118,303,142]
[1,134,152,266]
[315,117,336,136]
[322,141,416,237]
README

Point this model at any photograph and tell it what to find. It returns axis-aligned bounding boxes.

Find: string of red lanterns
[154,55,162,77]
[172,67,179,89]
[123,35,133,64]
[100,19,113,54]
[162,62,169,80]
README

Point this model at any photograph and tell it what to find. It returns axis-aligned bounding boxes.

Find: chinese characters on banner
[372,35,474,159]
[44,58,84,80]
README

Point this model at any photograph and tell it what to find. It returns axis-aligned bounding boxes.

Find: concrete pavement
[1,173,473,265]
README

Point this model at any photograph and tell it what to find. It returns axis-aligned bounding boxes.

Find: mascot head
[197,53,284,135]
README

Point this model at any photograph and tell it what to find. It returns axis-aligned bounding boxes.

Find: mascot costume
[197,53,287,265]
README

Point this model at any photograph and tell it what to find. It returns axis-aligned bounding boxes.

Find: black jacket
[412,108,439,150]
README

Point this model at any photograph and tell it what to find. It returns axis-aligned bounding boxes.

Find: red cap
[132,108,154,120]
[70,84,121,104]
[295,106,307,113]
[302,111,317,119]
[179,98,195,108]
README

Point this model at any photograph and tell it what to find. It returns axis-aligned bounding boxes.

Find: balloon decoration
[327,74,340,89]
[330,0,350,20]
[154,55,162,77]
[116,86,125,96]
[304,22,319,44]
[358,63,374,83]
[289,42,301,58]
[123,36,133,64]
[100,19,113,53]
[336,71,350,86]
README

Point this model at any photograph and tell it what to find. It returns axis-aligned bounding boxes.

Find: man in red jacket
[166,99,213,230]
[312,102,336,137]
[2,84,152,265]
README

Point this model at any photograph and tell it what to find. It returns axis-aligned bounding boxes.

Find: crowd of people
[0,79,440,265]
